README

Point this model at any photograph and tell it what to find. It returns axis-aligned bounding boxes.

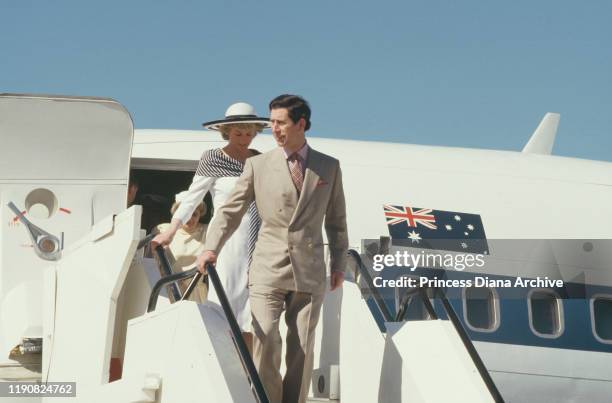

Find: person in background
[151,101,269,352]
[156,191,208,302]
[127,175,139,207]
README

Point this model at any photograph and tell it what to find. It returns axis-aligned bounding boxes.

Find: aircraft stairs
[338,249,505,403]
[31,207,505,402]
[136,246,506,403]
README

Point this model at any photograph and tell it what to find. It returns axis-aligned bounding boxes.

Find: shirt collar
[283,142,309,160]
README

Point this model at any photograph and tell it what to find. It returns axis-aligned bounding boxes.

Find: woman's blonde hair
[219,122,266,141]
[170,201,206,217]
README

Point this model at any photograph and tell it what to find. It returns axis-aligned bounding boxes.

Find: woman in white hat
[152,102,269,351]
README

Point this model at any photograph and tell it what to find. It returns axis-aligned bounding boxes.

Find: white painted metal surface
[43,206,140,396]
[522,113,560,155]
[476,341,612,402]
[339,282,495,402]
[115,301,257,403]
[0,94,132,377]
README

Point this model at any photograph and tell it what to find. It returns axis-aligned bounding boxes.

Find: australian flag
[383,205,489,254]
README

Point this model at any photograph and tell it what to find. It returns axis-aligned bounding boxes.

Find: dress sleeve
[173,152,216,225]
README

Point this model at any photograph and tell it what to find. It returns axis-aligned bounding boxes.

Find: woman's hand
[150,219,182,249]
[150,231,174,249]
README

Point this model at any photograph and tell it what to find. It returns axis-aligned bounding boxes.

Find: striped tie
[288,153,304,193]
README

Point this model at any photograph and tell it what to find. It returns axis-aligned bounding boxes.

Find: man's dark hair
[269,94,311,131]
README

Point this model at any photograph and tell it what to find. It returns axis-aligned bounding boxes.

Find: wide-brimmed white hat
[202,102,270,131]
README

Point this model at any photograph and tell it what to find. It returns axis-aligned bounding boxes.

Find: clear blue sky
[2,1,611,161]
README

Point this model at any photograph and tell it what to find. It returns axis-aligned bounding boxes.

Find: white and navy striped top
[174,148,261,262]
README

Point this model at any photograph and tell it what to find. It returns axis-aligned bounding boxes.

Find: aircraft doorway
[128,168,213,234]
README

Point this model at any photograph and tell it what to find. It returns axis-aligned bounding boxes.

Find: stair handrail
[353,251,505,403]
[147,246,269,403]
[432,286,505,403]
[347,249,394,322]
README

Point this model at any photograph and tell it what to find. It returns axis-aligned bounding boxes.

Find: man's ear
[298,117,306,130]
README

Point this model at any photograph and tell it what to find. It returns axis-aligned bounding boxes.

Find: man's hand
[330,271,344,291]
[196,250,217,274]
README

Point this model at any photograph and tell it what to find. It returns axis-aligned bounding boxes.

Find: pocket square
[316,179,328,187]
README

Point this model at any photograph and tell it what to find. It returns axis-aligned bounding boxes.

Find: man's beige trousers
[249,284,325,403]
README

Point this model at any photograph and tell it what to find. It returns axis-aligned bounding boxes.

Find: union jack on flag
[383,204,489,254]
[384,205,437,230]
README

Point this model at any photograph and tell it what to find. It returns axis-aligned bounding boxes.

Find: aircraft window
[463,287,499,332]
[528,289,563,338]
[592,296,612,342]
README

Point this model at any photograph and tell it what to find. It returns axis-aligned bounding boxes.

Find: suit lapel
[290,148,323,225]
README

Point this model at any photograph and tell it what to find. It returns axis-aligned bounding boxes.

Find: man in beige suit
[197,94,348,403]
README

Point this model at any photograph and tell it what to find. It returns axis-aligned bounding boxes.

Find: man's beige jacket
[203,147,348,293]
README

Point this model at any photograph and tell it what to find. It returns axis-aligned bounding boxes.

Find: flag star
[467,224,474,231]
[461,242,468,249]
[454,215,461,221]
[445,224,453,231]
[407,230,421,243]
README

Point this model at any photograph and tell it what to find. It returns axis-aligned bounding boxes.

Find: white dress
[173,148,259,332]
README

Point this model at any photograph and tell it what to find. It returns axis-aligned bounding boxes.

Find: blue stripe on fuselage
[363,267,612,353]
